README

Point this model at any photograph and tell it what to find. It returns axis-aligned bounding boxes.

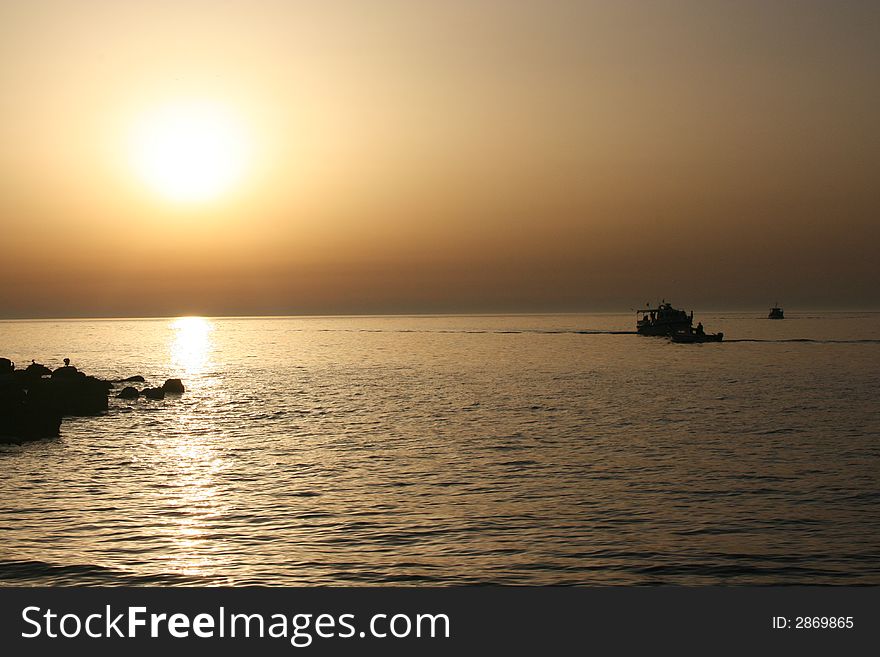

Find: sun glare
[131,101,251,202]
[170,316,214,375]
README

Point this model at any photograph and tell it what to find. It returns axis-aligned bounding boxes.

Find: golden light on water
[170,316,214,376]
[158,437,227,578]
[161,321,228,578]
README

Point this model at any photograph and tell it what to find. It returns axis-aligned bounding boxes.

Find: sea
[1,312,878,586]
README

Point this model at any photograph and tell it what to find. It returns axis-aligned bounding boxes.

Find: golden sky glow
[130,101,252,203]
[1,0,878,317]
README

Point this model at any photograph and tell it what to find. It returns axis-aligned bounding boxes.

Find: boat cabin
[636,301,694,336]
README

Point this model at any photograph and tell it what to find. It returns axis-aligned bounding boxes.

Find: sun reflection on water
[154,427,230,579]
[170,316,214,376]
[159,316,231,579]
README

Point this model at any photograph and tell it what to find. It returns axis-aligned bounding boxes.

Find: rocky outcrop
[1,373,61,441]
[0,403,62,442]
[52,365,79,379]
[25,361,52,377]
[26,375,111,416]
[118,386,140,400]
[142,387,165,400]
[2,359,110,443]
[162,378,185,393]
[2,357,186,442]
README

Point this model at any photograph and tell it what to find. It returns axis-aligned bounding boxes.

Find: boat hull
[636,321,692,336]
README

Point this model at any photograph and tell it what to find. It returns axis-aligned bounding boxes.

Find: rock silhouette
[52,365,79,379]
[2,358,186,442]
[162,378,185,393]
[25,361,52,377]
[142,387,165,400]
[1,359,110,442]
[20,375,110,416]
[118,386,140,400]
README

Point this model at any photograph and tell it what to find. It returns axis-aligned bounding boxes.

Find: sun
[130,101,251,202]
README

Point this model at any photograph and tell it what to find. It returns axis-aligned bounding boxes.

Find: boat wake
[724,338,880,344]
[309,328,878,342]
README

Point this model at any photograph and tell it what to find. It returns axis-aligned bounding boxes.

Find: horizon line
[2,308,879,322]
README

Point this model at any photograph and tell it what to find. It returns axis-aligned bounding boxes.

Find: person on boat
[695,322,704,336]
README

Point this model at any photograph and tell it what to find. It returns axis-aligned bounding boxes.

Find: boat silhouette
[636,301,693,336]
[670,330,723,343]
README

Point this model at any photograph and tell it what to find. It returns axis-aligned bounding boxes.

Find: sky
[1,0,878,318]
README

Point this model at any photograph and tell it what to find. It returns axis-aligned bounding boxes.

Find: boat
[670,331,723,343]
[768,304,784,319]
[636,301,693,336]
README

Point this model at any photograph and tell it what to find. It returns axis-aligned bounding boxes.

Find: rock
[142,387,165,400]
[25,361,52,377]
[1,359,63,441]
[26,375,111,416]
[162,378,185,394]
[120,375,145,383]
[52,365,79,378]
[0,406,62,442]
[118,386,140,400]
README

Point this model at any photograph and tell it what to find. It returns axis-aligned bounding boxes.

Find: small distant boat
[768,304,784,319]
[671,331,723,343]
[636,301,693,336]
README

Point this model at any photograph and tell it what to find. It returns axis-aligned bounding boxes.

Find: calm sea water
[1,312,878,586]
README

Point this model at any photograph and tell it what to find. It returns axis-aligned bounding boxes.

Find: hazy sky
[1,0,878,317]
